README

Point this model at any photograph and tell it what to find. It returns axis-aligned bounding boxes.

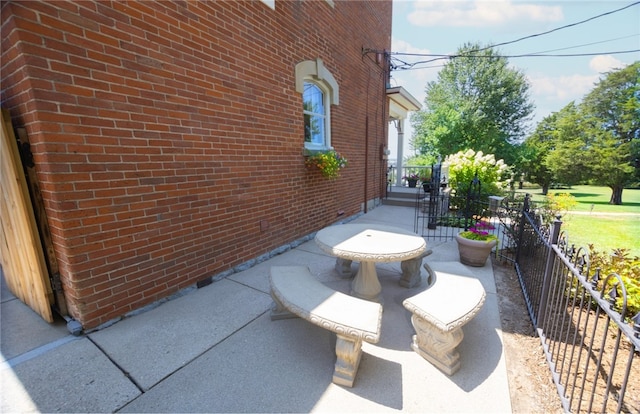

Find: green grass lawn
[560,214,640,257]
[515,185,640,257]
[521,185,640,213]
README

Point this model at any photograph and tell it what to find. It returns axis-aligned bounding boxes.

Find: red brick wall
[1,0,392,329]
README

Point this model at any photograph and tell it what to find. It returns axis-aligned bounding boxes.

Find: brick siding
[1,0,392,329]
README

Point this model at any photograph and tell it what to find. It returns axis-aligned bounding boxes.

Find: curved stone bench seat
[402,261,486,375]
[269,266,382,387]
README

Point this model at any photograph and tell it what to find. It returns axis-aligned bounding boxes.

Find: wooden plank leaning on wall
[1,108,53,322]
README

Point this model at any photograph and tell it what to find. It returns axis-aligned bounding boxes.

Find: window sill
[303,147,333,156]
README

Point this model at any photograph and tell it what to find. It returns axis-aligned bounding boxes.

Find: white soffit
[387,86,421,120]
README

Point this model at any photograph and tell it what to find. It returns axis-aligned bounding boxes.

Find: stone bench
[269,266,383,387]
[402,261,486,375]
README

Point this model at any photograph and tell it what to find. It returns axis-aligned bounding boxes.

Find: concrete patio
[1,204,512,413]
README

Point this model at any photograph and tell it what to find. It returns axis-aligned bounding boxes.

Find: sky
[387,0,640,162]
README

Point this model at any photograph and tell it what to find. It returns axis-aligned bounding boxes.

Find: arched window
[303,82,326,147]
[295,59,339,151]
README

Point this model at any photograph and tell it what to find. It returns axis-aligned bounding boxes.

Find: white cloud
[528,56,629,108]
[589,55,627,74]
[528,73,597,103]
[392,38,432,55]
[408,0,563,27]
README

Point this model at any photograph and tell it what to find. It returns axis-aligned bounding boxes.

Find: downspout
[364,60,372,214]
[364,115,369,213]
[381,53,389,201]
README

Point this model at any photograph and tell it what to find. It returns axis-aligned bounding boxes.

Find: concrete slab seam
[2,335,82,370]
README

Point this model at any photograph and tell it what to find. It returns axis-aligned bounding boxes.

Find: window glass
[303,82,326,147]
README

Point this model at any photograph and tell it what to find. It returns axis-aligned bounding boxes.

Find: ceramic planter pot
[455,233,498,267]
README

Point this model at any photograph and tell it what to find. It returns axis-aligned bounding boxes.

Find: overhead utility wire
[472,1,640,53]
[388,1,640,70]
[390,48,639,71]
[395,34,639,57]
[446,50,639,59]
[390,50,639,72]
[528,34,639,55]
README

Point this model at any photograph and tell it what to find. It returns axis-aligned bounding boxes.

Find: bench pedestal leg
[410,315,463,376]
[333,335,363,388]
[400,257,422,288]
[335,258,353,277]
[400,250,433,288]
[269,293,297,320]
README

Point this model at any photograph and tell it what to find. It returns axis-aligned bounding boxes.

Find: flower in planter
[402,173,420,181]
[459,221,498,242]
[305,150,348,179]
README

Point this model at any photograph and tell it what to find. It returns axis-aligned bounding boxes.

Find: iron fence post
[536,215,562,329]
[514,194,530,265]
[427,163,441,230]
[464,172,481,231]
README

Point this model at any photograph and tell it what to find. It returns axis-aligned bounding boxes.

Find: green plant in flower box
[305,150,348,179]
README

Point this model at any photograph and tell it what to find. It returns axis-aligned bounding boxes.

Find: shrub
[588,246,640,320]
[445,149,511,198]
[538,192,577,223]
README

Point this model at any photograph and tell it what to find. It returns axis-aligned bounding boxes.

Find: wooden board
[0,109,53,322]
[16,127,67,316]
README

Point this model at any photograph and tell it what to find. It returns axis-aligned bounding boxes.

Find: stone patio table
[314,223,427,302]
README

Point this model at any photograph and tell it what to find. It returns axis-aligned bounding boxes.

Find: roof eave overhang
[387,86,421,120]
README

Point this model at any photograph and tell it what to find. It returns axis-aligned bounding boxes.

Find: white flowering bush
[444,149,510,197]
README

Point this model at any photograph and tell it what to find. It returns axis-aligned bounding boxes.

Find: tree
[521,63,639,205]
[580,62,640,204]
[522,112,558,195]
[410,42,534,165]
[540,102,593,187]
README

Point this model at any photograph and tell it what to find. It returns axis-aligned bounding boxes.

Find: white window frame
[303,81,329,150]
[295,58,339,152]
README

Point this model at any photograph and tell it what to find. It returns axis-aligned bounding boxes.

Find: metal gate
[414,171,504,244]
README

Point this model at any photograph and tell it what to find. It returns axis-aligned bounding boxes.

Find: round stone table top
[314,223,426,263]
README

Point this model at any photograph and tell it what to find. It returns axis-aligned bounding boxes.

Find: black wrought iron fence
[413,180,504,245]
[414,186,640,412]
[495,194,525,264]
[510,195,551,323]
[511,199,640,413]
